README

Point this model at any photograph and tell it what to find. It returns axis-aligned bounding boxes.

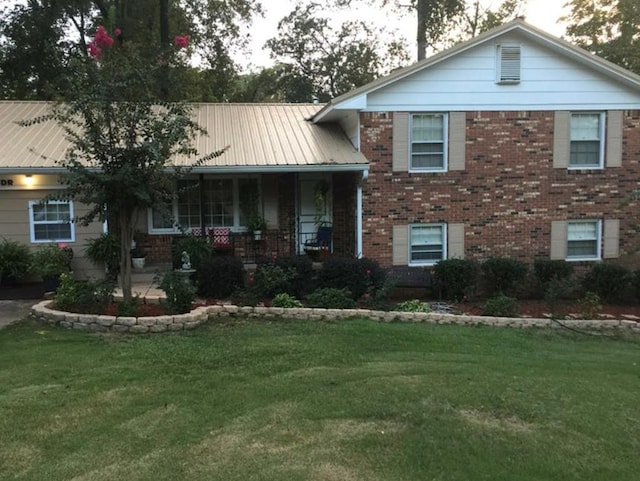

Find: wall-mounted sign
[0,179,15,187]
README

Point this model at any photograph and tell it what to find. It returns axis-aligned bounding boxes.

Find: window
[149,177,259,233]
[570,113,605,168]
[410,224,446,265]
[567,220,601,260]
[410,114,447,172]
[29,200,75,243]
[497,45,521,83]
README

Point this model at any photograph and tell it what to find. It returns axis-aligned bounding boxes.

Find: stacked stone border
[30,300,640,334]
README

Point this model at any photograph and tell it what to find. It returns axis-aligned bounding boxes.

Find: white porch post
[356,169,368,258]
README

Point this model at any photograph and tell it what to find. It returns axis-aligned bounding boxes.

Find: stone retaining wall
[30,301,640,334]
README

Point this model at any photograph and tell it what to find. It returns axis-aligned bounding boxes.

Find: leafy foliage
[54,272,115,313]
[533,259,575,287]
[158,270,196,314]
[481,257,528,296]
[433,258,478,301]
[31,244,73,279]
[196,256,245,299]
[0,239,32,284]
[172,235,213,270]
[316,257,387,300]
[271,293,304,309]
[306,287,357,309]
[85,233,121,281]
[397,299,431,313]
[482,295,519,317]
[582,262,630,303]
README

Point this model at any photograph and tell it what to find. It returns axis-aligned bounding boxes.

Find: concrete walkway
[0,300,37,329]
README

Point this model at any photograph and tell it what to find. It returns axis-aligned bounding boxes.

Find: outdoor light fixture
[24,174,35,186]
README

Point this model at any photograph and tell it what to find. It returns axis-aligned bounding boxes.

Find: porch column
[356,169,368,258]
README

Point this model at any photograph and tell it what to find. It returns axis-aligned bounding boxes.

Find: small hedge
[196,256,245,299]
[433,258,478,301]
[306,287,356,309]
[483,295,519,317]
[582,263,630,303]
[533,259,574,286]
[482,257,528,296]
[316,257,386,299]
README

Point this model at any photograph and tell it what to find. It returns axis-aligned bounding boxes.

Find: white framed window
[570,112,605,169]
[28,200,75,243]
[496,44,521,84]
[149,176,259,234]
[409,223,447,265]
[410,113,448,172]
[567,220,601,261]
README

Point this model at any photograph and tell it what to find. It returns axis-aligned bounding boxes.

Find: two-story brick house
[310,18,640,271]
[1,19,639,280]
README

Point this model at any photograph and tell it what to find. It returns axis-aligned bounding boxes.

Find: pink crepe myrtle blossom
[87,41,102,59]
[94,26,114,48]
[173,35,190,48]
[114,27,122,37]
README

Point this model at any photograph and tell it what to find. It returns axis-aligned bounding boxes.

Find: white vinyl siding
[29,200,75,243]
[569,112,605,169]
[567,220,601,261]
[497,44,521,83]
[410,224,446,265]
[410,113,447,172]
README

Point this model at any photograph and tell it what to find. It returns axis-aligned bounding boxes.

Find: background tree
[563,0,640,74]
[19,27,228,301]
[266,2,409,102]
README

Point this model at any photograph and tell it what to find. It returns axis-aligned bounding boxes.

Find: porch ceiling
[0,101,368,171]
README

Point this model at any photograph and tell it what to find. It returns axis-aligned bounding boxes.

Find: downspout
[356,169,368,258]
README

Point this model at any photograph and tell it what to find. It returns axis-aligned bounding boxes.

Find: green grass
[1,318,639,481]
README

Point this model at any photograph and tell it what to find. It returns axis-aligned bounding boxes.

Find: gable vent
[497,45,521,83]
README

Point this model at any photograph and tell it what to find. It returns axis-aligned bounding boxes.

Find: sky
[240,0,570,71]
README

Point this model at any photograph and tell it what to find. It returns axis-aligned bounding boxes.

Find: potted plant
[130,245,147,270]
[247,216,266,241]
[31,243,73,291]
[85,233,121,281]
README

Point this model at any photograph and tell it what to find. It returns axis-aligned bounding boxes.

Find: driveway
[0,300,36,329]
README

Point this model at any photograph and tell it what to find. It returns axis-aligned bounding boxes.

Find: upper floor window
[410,113,447,172]
[29,200,75,243]
[567,220,601,260]
[570,113,605,169]
[409,223,446,265]
[497,44,521,84]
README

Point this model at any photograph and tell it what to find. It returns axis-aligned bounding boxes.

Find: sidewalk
[0,300,37,329]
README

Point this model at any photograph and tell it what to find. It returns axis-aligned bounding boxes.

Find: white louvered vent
[497,45,521,83]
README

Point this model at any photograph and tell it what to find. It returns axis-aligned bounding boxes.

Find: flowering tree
[21,26,228,302]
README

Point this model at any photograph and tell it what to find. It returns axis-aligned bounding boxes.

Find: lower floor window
[410,223,446,265]
[29,200,75,243]
[567,220,601,260]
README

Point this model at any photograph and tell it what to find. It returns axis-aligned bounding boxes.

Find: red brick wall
[361,110,640,267]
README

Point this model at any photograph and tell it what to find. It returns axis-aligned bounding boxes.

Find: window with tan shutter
[410,114,448,172]
[570,113,605,169]
[567,220,601,260]
[410,224,447,265]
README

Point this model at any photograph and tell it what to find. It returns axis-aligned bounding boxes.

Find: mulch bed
[0,283,48,300]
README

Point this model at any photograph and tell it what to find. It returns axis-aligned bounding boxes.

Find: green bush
[54,272,114,313]
[632,270,640,303]
[316,257,386,299]
[582,263,630,303]
[85,233,121,281]
[275,256,315,298]
[481,257,528,296]
[0,239,32,284]
[172,234,213,270]
[158,270,196,314]
[271,293,303,308]
[31,244,73,279]
[306,287,356,309]
[252,262,293,298]
[482,295,519,317]
[433,258,478,301]
[533,259,574,286]
[196,256,245,299]
[397,299,431,313]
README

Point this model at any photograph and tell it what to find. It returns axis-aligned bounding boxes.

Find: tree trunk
[416,0,428,61]
[118,210,136,303]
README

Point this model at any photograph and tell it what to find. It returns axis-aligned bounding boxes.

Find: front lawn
[1,318,638,481]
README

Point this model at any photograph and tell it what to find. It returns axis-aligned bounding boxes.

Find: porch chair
[304,222,332,260]
[208,227,234,255]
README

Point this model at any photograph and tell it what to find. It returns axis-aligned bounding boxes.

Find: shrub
[252,263,293,298]
[54,272,114,313]
[632,270,640,303]
[533,259,574,287]
[316,257,386,299]
[306,287,356,309]
[196,256,245,299]
[31,244,73,279]
[543,277,580,317]
[172,234,213,270]
[482,295,519,317]
[481,257,528,296]
[158,270,196,314]
[582,263,630,303]
[271,293,303,308]
[397,299,431,313]
[0,239,32,285]
[576,291,603,319]
[275,255,316,298]
[433,258,478,301]
[85,233,120,281]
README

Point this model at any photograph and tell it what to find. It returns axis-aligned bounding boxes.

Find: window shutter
[603,219,620,258]
[550,221,567,260]
[448,223,465,258]
[393,113,409,172]
[553,111,570,169]
[392,225,409,266]
[498,45,521,83]
[606,110,623,168]
[448,112,466,171]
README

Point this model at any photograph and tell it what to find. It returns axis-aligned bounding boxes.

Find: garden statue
[181,251,191,270]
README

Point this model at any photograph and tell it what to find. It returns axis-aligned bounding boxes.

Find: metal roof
[0,101,368,172]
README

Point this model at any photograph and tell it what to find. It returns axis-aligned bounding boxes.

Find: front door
[297,173,332,254]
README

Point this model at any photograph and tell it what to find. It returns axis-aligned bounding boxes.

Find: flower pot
[253,230,263,241]
[131,257,146,270]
